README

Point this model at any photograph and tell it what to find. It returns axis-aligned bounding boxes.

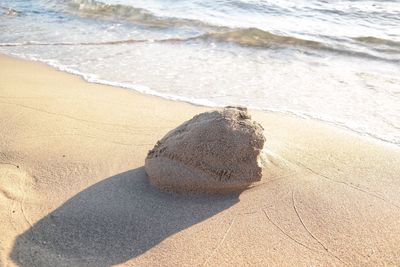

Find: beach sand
[1,54,400,266]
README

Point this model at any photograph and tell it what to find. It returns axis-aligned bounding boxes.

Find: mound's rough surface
[145,107,266,193]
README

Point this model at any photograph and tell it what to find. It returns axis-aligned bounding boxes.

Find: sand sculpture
[145,106,266,193]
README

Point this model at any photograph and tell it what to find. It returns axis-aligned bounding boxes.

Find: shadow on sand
[10,167,239,267]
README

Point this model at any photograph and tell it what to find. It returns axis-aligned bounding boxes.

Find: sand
[0,54,399,266]
[145,107,266,193]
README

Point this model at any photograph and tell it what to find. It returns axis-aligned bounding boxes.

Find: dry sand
[0,54,399,266]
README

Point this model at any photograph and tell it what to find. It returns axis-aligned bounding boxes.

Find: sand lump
[145,106,266,193]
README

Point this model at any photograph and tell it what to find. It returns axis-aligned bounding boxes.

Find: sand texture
[145,107,265,193]
[1,55,400,266]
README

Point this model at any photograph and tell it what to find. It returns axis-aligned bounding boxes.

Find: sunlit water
[1,0,399,144]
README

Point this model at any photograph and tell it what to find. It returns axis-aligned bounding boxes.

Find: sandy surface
[1,54,400,267]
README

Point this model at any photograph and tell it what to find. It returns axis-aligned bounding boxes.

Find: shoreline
[2,53,398,147]
[1,54,400,266]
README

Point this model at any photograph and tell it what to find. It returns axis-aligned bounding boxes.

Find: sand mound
[145,106,266,193]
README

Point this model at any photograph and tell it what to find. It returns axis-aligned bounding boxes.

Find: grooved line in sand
[262,208,318,254]
[0,101,170,132]
[15,164,33,228]
[0,161,19,168]
[246,172,297,193]
[19,171,33,228]
[291,191,346,264]
[202,216,236,266]
[13,134,154,147]
[263,205,346,264]
[288,158,400,210]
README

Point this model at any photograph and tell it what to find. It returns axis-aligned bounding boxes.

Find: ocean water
[1,0,399,145]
